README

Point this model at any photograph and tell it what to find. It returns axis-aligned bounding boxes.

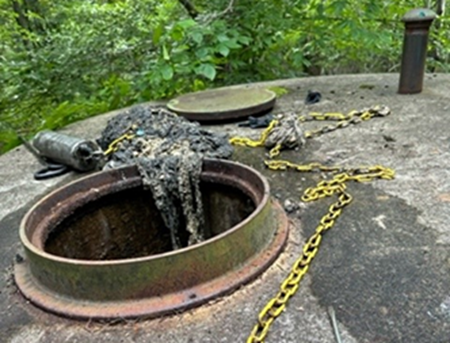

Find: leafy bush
[1,0,449,153]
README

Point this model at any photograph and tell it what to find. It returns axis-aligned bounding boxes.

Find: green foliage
[139,17,250,99]
[1,0,449,153]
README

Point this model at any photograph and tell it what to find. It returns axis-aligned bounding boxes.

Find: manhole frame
[15,159,289,320]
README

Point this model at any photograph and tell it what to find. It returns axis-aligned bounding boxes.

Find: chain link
[103,133,135,156]
[229,105,390,156]
[229,120,279,148]
[302,105,390,139]
[104,106,394,343]
[246,162,394,343]
[229,105,394,343]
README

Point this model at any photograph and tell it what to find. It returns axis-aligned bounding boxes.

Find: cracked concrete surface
[1,74,450,343]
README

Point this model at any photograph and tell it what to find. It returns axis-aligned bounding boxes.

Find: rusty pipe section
[15,159,288,320]
[398,8,436,94]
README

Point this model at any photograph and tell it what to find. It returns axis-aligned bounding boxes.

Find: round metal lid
[167,87,276,123]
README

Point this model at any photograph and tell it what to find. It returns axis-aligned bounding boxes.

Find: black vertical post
[398,9,436,94]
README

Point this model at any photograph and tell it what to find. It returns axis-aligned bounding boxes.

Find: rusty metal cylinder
[398,8,436,94]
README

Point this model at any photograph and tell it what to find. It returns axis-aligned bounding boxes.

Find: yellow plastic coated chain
[229,120,279,148]
[302,106,388,139]
[228,106,395,343]
[230,106,390,156]
[103,133,135,156]
[246,162,394,343]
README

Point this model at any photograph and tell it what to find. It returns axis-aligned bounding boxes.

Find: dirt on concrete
[2,73,450,343]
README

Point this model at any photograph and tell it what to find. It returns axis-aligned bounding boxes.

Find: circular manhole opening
[43,175,256,261]
[15,159,288,320]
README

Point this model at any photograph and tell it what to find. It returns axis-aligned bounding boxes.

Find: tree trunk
[11,0,31,32]
[178,0,199,18]
[436,0,445,15]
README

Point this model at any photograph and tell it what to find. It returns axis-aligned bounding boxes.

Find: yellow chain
[103,133,135,156]
[302,106,388,139]
[230,106,394,342]
[300,111,350,121]
[103,107,393,343]
[229,106,390,155]
[246,162,395,343]
[229,120,279,148]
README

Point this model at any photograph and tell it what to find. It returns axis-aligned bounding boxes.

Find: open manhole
[15,159,288,320]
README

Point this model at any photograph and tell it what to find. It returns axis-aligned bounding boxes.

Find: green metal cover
[167,87,276,123]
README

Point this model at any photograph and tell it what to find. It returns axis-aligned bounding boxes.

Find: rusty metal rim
[19,161,271,266]
[14,201,288,320]
[15,159,289,319]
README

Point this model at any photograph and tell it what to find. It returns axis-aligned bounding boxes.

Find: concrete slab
[1,73,450,343]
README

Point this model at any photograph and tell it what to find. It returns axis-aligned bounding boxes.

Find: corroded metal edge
[14,159,289,319]
[14,200,288,320]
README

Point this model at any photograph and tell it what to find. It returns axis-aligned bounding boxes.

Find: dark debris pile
[98,105,233,250]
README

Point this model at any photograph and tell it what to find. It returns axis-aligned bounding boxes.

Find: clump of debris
[265,113,305,150]
[98,105,233,250]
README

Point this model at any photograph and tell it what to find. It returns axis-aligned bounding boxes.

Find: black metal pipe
[33,130,103,171]
[398,8,436,94]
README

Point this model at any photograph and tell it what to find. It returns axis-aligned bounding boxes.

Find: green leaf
[160,64,173,81]
[170,28,183,41]
[152,24,163,45]
[217,33,229,42]
[177,19,197,29]
[217,44,230,57]
[224,39,241,49]
[196,64,216,80]
[191,32,203,44]
[193,79,205,91]
[162,45,170,61]
[237,36,251,45]
[195,47,210,59]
